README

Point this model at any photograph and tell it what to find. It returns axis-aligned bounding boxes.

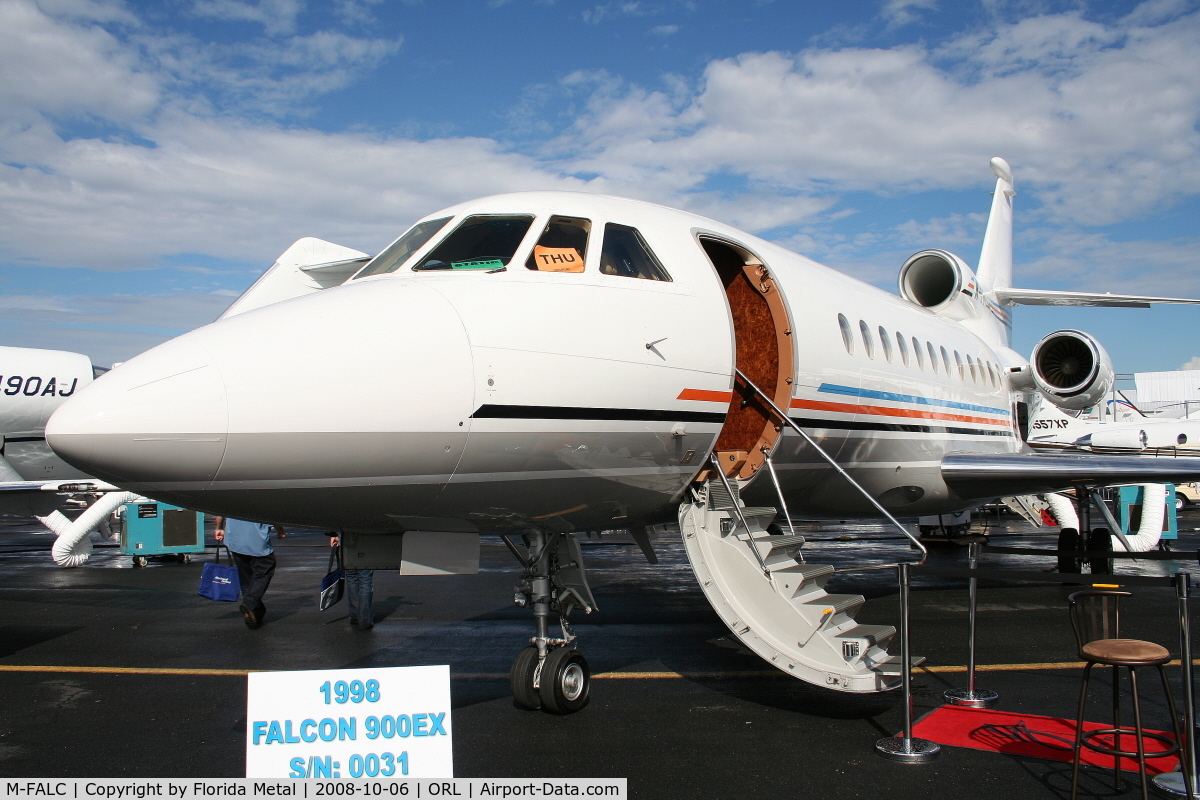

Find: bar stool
[1068,590,1185,800]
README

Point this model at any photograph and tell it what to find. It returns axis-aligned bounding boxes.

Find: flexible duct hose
[1044,493,1079,530]
[1112,484,1165,553]
[39,492,138,567]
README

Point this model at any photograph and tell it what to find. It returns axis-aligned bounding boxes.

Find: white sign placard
[245,665,453,779]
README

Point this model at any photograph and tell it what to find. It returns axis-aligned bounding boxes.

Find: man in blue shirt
[215,516,285,629]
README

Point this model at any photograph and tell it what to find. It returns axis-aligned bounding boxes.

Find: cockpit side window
[413,215,535,271]
[526,216,590,272]
[599,224,672,281]
[354,217,452,278]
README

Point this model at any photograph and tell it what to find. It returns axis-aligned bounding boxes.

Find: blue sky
[2,0,1199,373]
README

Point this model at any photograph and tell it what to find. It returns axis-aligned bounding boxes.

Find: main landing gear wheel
[510,646,542,711]
[538,647,590,714]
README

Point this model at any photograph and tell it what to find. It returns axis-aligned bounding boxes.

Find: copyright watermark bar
[1,780,626,800]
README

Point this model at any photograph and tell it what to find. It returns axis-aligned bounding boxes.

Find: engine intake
[898,250,978,320]
[1030,330,1113,411]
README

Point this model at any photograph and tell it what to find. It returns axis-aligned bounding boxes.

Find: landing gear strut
[502,530,596,714]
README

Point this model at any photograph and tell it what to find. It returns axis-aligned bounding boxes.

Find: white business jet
[1027,391,1200,453]
[45,158,1200,712]
[0,345,138,565]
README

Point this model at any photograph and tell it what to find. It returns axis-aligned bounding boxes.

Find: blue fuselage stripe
[817,383,1010,416]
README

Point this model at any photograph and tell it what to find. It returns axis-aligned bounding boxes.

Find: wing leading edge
[992,288,1200,308]
[941,452,1200,500]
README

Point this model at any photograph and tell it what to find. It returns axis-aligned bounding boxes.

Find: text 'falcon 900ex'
[45,158,1200,713]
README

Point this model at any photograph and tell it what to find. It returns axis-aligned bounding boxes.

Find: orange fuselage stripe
[677,389,735,403]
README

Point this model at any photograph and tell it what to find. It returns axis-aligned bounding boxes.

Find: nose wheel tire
[538,648,590,715]
[509,646,542,711]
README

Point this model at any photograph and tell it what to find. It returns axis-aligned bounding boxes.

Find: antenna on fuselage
[976,157,1015,295]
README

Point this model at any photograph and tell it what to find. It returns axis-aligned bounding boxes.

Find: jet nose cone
[46,340,228,487]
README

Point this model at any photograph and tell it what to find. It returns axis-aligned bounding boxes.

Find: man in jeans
[328,534,374,630]
[215,517,285,629]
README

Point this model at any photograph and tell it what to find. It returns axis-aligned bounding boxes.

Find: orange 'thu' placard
[532,246,585,272]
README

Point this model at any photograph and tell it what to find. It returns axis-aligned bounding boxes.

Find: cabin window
[912,336,924,369]
[941,346,952,375]
[526,216,590,272]
[414,214,535,271]
[838,314,854,354]
[954,351,964,380]
[927,342,938,373]
[966,354,977,383]
[859,320,875,359]
[599,224,671,281]
[896,332,909,366]
[878,326,893,362]
[355,216,453,278]
[987,361,997,387]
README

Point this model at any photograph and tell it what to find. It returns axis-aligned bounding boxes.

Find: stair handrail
[707,454,771,576]
[762,451,804,562]
[732,369,928,563]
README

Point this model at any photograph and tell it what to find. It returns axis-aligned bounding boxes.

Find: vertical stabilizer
[977,157,1015,294]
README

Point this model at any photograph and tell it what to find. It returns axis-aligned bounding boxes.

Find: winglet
[976,157,1015,295]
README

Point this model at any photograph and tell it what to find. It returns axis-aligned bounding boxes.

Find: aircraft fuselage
[46,192,1018,533]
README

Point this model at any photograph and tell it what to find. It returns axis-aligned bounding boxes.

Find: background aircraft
[0,345,133,565]
[45,158,1200,712]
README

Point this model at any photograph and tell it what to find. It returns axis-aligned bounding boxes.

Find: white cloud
[0,0,159,124]
[893,212,988,248]
[649,24,679,36]
[4,0,1200,292]
[582,3,650,24]
[881,0,937,28]
[190,0,304,36]
[1181,356,1200,370]
[1015,228,1200,297]
[556,8,1200,225]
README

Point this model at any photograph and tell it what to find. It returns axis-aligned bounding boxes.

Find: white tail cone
[39,492,138,567]
[1112,484,1165,552]
[1044,493,1079,530]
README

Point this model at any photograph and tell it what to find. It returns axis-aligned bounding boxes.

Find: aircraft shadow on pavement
[0,625,83,658]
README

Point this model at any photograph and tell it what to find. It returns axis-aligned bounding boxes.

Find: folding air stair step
[677,477,916,692]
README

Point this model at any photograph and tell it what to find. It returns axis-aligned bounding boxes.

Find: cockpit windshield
[413,215,535,271]
[354,217,452,279]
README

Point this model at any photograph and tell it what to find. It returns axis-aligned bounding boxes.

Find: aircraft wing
[941,452,1200,500]
[992,288,1200,308]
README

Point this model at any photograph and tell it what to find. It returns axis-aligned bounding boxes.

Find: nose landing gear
[502,530,596,714]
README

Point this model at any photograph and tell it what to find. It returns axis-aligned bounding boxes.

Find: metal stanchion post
[1154,572,1197,798]
[945,542,999,708]
[876,563,941,763]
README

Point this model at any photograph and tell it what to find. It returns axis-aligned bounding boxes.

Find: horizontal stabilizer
[993,288,1200,308]
[0,479,119,493]
[942,451,1200,499]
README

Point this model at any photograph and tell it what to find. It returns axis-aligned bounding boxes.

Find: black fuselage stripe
[471,404,727,424]
[790,416,1013,437]
[2,437,45,443]
[469,404,1009,435]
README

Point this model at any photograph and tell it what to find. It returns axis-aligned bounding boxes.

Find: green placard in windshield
[451,259,505,270]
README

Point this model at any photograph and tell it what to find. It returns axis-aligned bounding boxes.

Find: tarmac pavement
[2,511,1199,798]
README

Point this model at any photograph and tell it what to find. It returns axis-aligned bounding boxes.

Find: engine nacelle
[1030,330,1114,411]
[898,250,980,321]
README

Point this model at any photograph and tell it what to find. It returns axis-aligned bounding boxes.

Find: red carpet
[910,705,1179,774]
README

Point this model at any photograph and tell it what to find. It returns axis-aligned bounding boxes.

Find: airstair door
[700,237,795,484]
